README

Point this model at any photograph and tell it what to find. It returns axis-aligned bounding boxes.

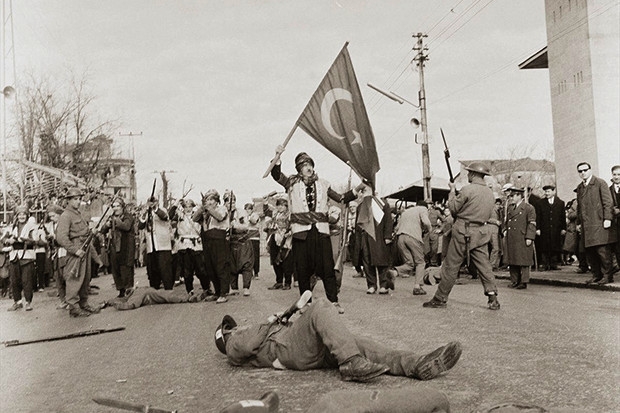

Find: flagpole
[262,122,299,179]
[346,161,384,209]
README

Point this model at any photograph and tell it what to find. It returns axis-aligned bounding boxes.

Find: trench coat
[536,197,566,253]
[505,201,537,266]
[576,176,617,248]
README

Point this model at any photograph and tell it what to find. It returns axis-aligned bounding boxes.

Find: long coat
[536,197,566,253]
[576,176,617,248]
[103,214,136,267]
[352,197,394,267]
[505,201,537,266]
[610,184,620,242]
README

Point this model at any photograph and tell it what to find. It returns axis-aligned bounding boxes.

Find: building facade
[520,0,619,199]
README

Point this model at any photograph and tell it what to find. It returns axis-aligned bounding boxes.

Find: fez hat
[15,205,29,215]
[295,152,314,172]
[64,188,83,199]
[214,315,237,355]
[275,197,288,207]
[203,189,219,201]
[464,162,490,176]
[542,185,556,191]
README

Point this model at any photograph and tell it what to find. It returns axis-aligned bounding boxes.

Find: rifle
[147,179,157,252]
[93,397,176,413]
[65,195,118,279]
[440,128,454,183]
[267,290,312,324]
[3,326,125,347]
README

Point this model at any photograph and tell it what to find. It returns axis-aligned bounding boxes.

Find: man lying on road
[214,297,462,382]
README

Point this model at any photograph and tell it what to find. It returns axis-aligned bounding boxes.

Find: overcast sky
[12,0,552,205]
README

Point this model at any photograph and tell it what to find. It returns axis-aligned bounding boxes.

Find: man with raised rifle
[56,188,102,317]
[423,162,501,310]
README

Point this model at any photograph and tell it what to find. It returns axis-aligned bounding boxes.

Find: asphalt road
[0,258,618,413]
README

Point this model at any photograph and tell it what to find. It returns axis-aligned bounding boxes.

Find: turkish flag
[297,43,380,184]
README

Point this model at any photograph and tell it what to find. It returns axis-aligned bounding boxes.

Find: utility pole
[119,131,142,203]
[413,32,432,201]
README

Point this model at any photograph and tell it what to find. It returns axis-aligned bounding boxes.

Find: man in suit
[536,185,566,271]
[575,162,617,284]
[610,165,620,270]
[504,187,537,289]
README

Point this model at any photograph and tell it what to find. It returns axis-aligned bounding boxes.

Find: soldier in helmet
[56,188,102,317]
[423,162,501,310]
[270,146,365,313]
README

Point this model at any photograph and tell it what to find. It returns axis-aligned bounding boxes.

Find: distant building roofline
[519,46,548,70]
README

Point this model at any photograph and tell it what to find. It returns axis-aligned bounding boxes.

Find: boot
[339,355,389,382]
[413,341,462,380]
[487,294,500,310]
[69,305,91,317]
[422,296,447,308]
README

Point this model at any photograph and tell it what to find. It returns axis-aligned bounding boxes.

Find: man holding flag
[271,149,364,314]
[265,43,382,313]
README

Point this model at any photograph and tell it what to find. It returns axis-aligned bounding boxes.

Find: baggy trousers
[292,226,338,303]
[230,240,254,290]
[9,260,34,303]
[146,250,174,290]
[203,238,231,297]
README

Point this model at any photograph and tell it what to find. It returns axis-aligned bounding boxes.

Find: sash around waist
[290,212,329,226]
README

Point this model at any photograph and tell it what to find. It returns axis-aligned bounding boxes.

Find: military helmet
[464,162,490,176]
[214,315,237,355]
[64,187,84,199]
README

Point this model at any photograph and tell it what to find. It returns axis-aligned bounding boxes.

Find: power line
[432,0,498,51]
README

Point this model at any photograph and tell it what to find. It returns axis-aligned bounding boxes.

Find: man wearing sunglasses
[575,162,616,284]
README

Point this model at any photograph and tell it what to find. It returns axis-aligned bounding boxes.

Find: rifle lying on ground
[3,326,125,347]
[93,397,177,413]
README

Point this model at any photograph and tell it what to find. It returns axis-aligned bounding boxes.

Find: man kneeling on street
[214,297,462,382]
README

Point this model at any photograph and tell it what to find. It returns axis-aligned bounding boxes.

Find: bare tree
[14,70,120,184]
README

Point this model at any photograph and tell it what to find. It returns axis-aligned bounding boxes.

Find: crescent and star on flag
[320,87,363,147]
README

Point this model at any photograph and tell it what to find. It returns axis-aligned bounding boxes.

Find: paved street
[1,257,618,413]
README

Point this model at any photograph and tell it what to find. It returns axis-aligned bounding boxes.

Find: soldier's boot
[339,355,389,382]
[487,294,500,310]
[413,341,462,380]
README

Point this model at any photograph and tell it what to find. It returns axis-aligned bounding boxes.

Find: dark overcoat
[505,201,537,266]
[103,214,136,267]
[576,176,617,248]
[352,197,394,267]
[536,197,566,253]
